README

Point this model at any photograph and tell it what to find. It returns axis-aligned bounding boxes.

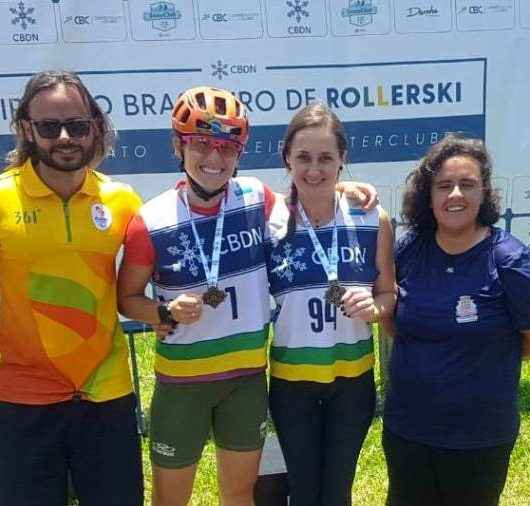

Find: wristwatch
[157,302,178,326]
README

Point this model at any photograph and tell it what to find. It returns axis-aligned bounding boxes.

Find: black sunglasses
[29,118,92,139]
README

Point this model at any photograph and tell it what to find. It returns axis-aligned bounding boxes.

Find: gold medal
[202,286,227,308]
[325,280,346,306]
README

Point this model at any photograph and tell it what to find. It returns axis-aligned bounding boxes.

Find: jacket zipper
[62,201,72,242]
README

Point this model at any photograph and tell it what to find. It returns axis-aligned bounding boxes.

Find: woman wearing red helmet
[118,86,377,506]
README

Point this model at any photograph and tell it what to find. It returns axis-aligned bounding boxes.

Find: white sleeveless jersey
[141,177,270,382]
[265,195,380,383]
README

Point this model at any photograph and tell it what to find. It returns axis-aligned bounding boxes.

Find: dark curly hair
[401,134,500,233]
[6,69,115,168]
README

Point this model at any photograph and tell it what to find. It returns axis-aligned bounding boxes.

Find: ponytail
[286,182,298,237]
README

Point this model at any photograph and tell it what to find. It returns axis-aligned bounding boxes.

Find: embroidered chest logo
[166,232,207,277]
[91,204,112,231]
[455,295,478,323]
[233,184,252,198]
[14,209,42,225]
[270,242,307,282]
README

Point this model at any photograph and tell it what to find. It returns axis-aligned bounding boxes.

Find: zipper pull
[72,391,83,401]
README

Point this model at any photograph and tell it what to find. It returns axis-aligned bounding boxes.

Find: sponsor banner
[394,0,453,33]
[266,0,327,38]
[0,0,58,45]
[455,0,515,31]
[0,58,486,172]
[0,115,485,174]
[128,0,196,41]
[59,0,127,42]
[198,0,263,40]
[0,1,527,240]
[330,0,391,36]
[0,59,486,130]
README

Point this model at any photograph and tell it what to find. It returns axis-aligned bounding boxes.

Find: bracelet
[157,302,178,326]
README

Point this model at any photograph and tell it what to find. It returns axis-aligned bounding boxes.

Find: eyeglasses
[181,134,242,158]
[432,180,483,193]
[29,118,92,139]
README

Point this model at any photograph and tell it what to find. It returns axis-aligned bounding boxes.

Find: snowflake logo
[270,242,307,282]
[10,1,36,31]
[166,232,208,277]
[286,0,310,24]
[211,60,229,80]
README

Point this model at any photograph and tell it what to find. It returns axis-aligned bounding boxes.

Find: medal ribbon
[297,194,339,283]
[182,190,225,288]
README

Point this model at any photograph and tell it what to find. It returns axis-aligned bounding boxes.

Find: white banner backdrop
[0,0,528,243]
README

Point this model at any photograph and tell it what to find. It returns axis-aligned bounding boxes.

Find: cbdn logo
[287,0,309,22]
[10,1,39,42]
[10,1,35,30]
[211,60,257,81]
[341,0,378,27]
[143,1,181,32]
[286,0,311,34]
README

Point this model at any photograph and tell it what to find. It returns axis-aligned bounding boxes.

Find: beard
[33,141,96,173]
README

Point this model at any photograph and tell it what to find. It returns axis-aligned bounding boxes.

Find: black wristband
[157,302,177,326]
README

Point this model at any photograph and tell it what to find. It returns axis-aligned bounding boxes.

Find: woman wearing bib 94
[117,88,377,506]
[266,103,396,506]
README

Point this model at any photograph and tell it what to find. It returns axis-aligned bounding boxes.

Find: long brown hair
[6,70,115,168]
[282,103,348,236]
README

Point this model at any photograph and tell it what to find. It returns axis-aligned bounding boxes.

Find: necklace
[301,201,334,228]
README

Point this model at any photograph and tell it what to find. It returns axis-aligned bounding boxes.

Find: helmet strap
[178,151,230,202]
[186,174,227,201]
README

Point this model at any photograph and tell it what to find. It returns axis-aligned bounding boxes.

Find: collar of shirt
[20,158,100,198]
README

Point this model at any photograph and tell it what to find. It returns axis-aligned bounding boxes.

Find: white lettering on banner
[312,247,367,266]
[350,131,446,149]
[107,145,148,160]
[219,228,263,254]
[242,139,284,156]
[240,132,445,156]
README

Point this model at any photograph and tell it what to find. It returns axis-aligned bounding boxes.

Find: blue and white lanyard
[182,191,225,288]
[297,194,339,283]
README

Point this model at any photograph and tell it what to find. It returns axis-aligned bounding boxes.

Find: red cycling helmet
[171,86,249,146]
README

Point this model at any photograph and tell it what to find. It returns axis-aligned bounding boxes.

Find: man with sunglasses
[0,70,143,506]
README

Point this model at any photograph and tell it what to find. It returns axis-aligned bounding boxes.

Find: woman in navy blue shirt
[383,135,530,506]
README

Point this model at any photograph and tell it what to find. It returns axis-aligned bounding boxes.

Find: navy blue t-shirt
[384,227,530,449]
